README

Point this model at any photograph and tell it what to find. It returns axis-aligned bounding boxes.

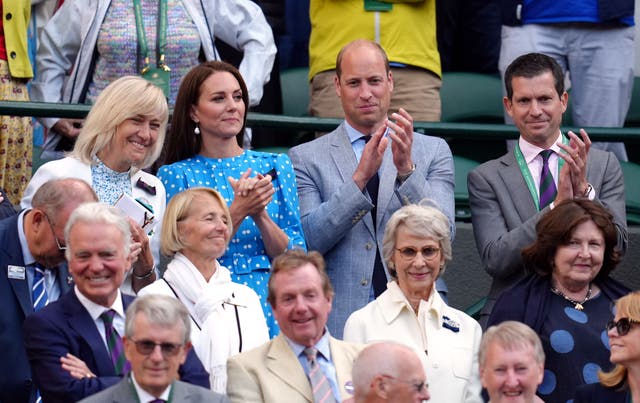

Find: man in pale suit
[227,250,362,403]
[468,53,627,325]
[80,294,228,403]
[288,39,455,337]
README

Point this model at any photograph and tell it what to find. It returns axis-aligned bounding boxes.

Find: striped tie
[32,264,49,312]
[101,310,130,375]
[538,149,557,209]
[304,347,337,403]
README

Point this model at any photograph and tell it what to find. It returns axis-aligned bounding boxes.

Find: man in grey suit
[468,53,627,325]
[288,39,455,337]
[80,294,227,403]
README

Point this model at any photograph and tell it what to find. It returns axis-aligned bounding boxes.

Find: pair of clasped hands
[352,108,415,191]
[229,168,276,222]
[555,129,592,203]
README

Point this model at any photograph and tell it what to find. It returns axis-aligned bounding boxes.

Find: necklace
[551,283,592,311]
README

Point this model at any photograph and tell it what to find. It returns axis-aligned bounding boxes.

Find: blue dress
[158,151,307,337]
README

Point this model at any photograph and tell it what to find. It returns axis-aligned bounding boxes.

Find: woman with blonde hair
[139,187,269,393]
[21,76,168,293]
[574,291,640,403]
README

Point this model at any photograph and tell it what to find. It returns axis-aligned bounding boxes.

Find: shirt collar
[131,373,172,402]
[284,329,332,361]
[381,281,445,327]
[518,131,563,164]
[344,120,389,145]
[17,210,36,266]
[74,286,125,321]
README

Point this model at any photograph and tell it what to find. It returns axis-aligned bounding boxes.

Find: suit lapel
[329,125,376,236]
[377,145,395,228]
[2,216,34,317]
[498,152,538,222]
[266,335,312,402]
[62,291,115,376]
[330,337,355,401]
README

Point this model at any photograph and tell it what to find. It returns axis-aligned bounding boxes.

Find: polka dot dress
[158,151,307,338]
[537,292,615,403]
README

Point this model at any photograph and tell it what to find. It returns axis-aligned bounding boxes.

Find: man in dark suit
[23,203,209,403]
[0,187,17,220]
[288,39,455,337]
[0,178,98,403]
[79,294,228,403]
[468,53,627,325]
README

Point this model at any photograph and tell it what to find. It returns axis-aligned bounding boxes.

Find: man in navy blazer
[23,203,209,403]
[0,178,98,403]
[0,187,17,220]
[288,39,455,337]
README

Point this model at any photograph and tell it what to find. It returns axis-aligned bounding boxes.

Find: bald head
[25,178,98,267]
[352,342,429,403]
[336,39,390,79]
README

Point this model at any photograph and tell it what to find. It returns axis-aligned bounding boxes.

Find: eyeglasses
[606,318,640,336]
[395,247,440,261]
[129,338,183,357]
[382,375,428,393]
[44,212,67,251]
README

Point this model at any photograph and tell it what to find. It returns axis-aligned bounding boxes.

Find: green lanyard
[513,135,568,211]
[133,0,170,74]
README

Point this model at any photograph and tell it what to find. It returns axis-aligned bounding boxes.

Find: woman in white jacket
[343,203,483,402]
[139,187,269,393]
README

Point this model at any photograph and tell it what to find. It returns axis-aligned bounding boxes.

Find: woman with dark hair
[574,291,640,403]
[487,199,630,402]
[157,61,306,337]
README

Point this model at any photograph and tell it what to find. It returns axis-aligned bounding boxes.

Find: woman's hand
[228,170,275,228]
[128,219,155,291]
[60,353,95,379]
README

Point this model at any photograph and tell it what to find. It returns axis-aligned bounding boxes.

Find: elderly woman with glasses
[574,291,640,403]
[487,199,630,402]
[343,203,482,403]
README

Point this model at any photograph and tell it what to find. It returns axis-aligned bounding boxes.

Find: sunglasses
[382,375,429,394]
[606,318,640,336]
[130,338,183,356]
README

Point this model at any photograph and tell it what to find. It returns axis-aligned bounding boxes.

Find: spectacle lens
[132,339,182,356]
[396,247,440,261]
[606,318,640,336]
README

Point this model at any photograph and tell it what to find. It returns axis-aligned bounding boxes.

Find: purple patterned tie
[538,150,557,209]
[100,310,130,375]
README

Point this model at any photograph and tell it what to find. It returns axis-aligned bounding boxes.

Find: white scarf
[163,253,240,393]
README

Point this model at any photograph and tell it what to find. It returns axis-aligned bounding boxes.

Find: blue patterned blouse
[158,150,307,337]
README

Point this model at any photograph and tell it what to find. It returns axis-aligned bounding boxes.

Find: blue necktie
[32,264,49,312]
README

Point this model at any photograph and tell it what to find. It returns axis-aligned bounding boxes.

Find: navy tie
[32,263,49,312]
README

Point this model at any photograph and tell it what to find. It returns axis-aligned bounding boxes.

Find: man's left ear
[388,71,394,92]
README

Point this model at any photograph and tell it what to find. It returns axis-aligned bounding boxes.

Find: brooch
[442,315,460,333]
[135,178,156,196]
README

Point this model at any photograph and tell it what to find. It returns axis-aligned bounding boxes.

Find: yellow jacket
[3,0,33,78]
[309,0,440,80]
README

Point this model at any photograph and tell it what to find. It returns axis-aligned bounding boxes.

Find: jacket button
[360,278,368,286]
[24,379,33,387]
[5,13,12,20]
[10,51,16,59]
[365,242,373,250]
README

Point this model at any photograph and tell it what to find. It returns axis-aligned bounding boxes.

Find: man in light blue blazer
[288,40,455,337]
[468,53,627,325]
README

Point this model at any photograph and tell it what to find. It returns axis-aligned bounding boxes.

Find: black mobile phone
[263,168,277,179]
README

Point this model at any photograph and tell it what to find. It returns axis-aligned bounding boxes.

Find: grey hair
[382,201,452,278]
[125,294,191,344]
[31,178,98,219]
[352,342,422,399]
[479,321,545,368]
[64,202,131,260]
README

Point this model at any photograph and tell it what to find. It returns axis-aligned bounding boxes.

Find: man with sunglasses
[79,294,228,403]
[0,178,97,403]
[23,203,209,403]
[351,342,430,403]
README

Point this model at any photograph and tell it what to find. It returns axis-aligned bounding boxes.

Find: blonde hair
[479,321,545,369]
[160,188,232,257]
[599,291,640,389]
[71,76,168,169]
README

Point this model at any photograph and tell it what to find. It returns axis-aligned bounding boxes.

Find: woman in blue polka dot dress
[487,199,630,403]
[157,61,306,338]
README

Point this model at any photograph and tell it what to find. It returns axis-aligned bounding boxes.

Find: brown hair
[522,199,620,280]
[163,61,248,164]
[267,250,334,307]
[504,53,565,101]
